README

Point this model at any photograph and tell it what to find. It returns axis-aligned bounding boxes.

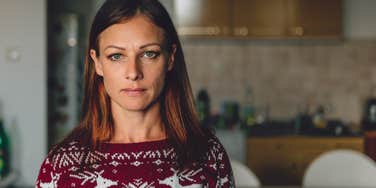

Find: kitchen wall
[0,0,46,186]
[182,0,376,125]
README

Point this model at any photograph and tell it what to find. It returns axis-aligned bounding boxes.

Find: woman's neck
[110,101,166,143]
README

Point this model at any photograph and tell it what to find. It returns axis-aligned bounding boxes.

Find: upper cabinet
[174,0,342,39]
[175,0,231,36]
[287,0,342,38]
[233,0,288,37]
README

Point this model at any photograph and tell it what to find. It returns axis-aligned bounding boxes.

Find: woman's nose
[125,57,143,81]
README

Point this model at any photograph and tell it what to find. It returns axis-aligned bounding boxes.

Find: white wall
[0,0,46,186]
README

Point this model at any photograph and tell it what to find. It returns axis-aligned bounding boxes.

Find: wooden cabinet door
[287,0,342,38]
[233,0,289,37]
[175,0,231,36]
[247,136,364,185]
[174,0,342,38]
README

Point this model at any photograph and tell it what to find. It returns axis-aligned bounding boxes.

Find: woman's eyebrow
[139,43,162,49]
[104,43,162,51]
[104,45,126,51]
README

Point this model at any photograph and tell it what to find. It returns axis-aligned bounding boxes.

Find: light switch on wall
[5,47,21,63]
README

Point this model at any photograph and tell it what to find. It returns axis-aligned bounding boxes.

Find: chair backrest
[230,159,260,187]
[303,149,376,187]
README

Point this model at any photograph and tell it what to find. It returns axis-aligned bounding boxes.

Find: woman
[36,0,234,187]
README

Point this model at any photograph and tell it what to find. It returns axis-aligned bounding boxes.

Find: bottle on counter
[222,101,240,129]
[0,114,10,179]
[196,89,211,128]
[362,98,376,131]
[313,105,327,129]
[241,86,256,128]
[294,104,313,134]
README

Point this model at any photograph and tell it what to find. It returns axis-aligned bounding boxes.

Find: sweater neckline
[100,139,170,152]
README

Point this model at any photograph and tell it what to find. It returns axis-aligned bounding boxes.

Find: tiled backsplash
[182,39,376,124]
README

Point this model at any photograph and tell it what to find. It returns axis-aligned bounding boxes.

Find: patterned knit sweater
[35,137,235,188]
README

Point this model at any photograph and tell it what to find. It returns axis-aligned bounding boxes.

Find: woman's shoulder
[42,139,93,171]
[198,130,235,186]
[48,139,88,156]
[206,132,228,156]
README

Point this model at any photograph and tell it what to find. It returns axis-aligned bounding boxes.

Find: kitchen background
[1,0,376,186]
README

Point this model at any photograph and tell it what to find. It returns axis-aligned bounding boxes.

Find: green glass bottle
[0,117,10,178]
[196,89,210,127]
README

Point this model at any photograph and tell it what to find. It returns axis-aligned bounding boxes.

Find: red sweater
[36,137,234,187]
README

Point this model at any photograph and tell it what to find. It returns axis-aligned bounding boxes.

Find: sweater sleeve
[207,137,235,188]
[35,154,57,188]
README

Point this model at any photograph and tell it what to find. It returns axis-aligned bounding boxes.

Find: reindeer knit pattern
[36,137,234,188]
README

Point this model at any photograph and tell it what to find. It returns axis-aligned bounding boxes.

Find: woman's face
[90,15,175,112]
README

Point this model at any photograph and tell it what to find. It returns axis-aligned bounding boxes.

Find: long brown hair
[59,0,211,167]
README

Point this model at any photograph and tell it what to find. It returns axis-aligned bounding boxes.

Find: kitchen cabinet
[233,0,288,37]
[287,0,342,38]
[246,136,363,185]
[175,0,342,39]
[175,0,231,36]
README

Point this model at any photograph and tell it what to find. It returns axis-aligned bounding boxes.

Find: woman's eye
[108,54,123,61]
[142,51,160,59]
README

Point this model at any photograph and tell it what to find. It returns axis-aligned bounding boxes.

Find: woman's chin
[123,105,147,112]
[118,98,159,112]
[122,102,154,112]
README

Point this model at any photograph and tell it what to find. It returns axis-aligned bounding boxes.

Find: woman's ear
[90,49,103,76]
[167,44,177,71]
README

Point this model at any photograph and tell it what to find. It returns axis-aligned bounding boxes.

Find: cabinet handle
[290,26,304,36]
[234,27,248,36]
[207,26,221,35]
[177,26,221,36]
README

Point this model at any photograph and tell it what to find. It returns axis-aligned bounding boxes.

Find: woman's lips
[121,88,146,96]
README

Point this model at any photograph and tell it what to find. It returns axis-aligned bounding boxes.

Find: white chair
[230,159,260,187]
[303,149,376,187]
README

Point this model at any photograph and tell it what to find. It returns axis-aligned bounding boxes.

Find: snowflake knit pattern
[36,136,235,188]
